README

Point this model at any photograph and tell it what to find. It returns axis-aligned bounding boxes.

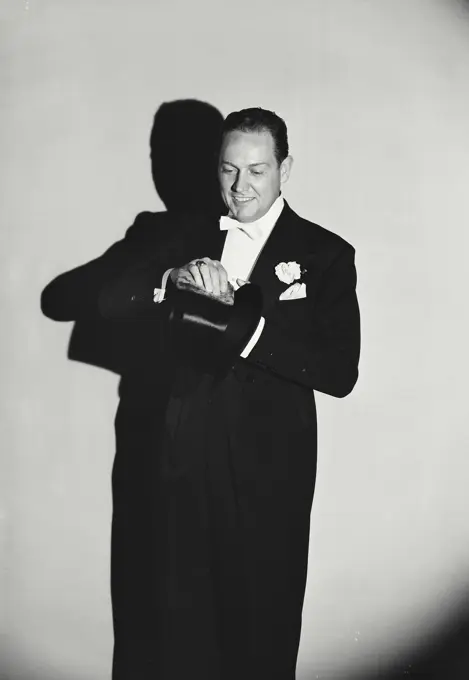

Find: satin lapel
[177,213,227,262]
[249,202,301,312]
[199,214,227,261]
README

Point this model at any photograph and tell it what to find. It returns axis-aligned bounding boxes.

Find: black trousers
[111,363,317,679]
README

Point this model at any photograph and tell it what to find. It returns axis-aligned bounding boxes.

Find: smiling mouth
[233,196,254,204]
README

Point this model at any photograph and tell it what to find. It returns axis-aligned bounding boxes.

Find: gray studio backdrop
[2,0,469,678]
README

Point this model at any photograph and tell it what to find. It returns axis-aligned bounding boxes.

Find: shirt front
[219,195,284,287]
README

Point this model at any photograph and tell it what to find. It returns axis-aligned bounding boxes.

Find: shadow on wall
[150,99,225,215]
[340,599,469,680]
[67,98,225,376]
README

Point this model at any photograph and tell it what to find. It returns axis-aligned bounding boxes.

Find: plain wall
[2,0,469,677]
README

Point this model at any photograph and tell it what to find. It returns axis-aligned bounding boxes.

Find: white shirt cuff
[240,316,265,358]
[153,268,174,303]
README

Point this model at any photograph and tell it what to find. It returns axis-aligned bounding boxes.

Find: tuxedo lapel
[211,227,228,262]
[195,214,227,262]
[249,202,301,312]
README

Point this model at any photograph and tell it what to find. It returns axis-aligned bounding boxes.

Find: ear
[280,155,293,185]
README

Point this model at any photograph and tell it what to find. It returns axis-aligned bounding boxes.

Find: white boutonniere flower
[275,261,302,285]
[275,261,308,301]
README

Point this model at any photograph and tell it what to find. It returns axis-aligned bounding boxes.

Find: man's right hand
[170,258,234,305]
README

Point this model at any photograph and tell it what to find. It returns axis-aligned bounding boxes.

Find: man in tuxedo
[41,107,360,680]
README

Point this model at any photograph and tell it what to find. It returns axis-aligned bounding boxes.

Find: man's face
[218,129,292,223]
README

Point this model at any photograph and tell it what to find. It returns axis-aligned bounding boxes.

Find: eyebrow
[220,161,269,168]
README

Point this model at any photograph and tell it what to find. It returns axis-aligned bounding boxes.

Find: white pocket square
[279,282,307,301]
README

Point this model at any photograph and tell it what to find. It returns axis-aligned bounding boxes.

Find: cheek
[253,178,271,199]
[219,177,231,194]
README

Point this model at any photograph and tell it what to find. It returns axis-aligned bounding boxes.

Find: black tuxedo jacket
[41,201,360,401]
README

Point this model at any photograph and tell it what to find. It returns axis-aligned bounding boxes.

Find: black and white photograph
[2,1,469,678]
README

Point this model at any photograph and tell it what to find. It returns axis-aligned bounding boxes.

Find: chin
[235,212,256,224]
[238,214,259,224]
[232,204,260,223]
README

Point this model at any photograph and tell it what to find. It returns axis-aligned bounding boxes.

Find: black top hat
[165,278,263,376]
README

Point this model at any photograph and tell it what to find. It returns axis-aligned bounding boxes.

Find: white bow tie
[219,215,263,240]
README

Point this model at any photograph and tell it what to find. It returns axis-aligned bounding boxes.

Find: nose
[232,170,249,194]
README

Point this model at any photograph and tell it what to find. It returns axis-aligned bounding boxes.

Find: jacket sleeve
[40,213,170,322]
[245,243,360,398]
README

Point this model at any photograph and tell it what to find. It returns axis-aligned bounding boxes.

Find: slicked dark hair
[222,107,289,166]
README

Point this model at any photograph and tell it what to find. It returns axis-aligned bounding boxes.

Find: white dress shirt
[219,195,284,287]
[219,195,284,357]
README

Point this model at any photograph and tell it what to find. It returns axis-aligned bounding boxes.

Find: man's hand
[170,258,234,305]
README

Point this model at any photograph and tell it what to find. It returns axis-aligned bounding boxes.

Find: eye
[250,169,264,176]
[221,166,235,174]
